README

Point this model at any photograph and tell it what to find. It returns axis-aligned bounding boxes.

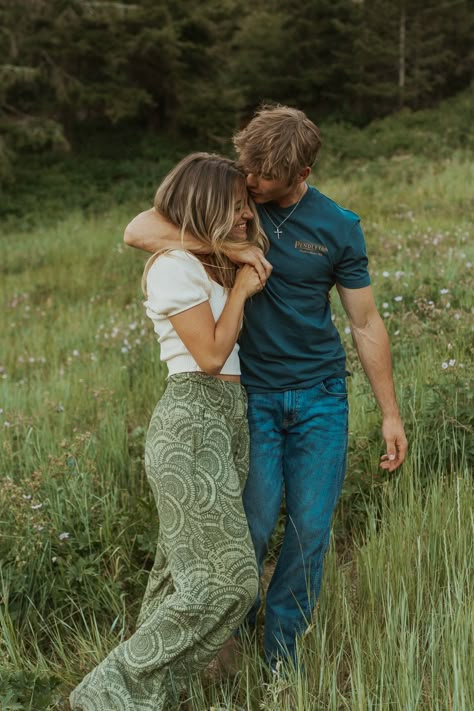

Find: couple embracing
[70,105,407,710]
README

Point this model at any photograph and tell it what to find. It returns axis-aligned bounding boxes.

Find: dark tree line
[0,0,473,177]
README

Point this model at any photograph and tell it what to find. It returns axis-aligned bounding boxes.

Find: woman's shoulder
[146,250,210,296]
[148,249,206,276]
[152,249,205,271]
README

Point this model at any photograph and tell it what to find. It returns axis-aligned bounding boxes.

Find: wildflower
[382,271,390,277]
[394,296,403,302]
[22,494,32,500]
[72,350,80,357]
[383,312,390,318]
[441,362,449,369]
[383,302,389,308]
[58,532,70,541]
[121,346,129,354]
[31,503,43,510]
[4,421,11,428]
[344,327,351,335]
[439,288,449,295]
[448,359,456,367]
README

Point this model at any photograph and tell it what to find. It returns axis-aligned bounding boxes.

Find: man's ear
[297,167,311,182]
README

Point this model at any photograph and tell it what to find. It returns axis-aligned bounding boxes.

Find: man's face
[245,172,294,205]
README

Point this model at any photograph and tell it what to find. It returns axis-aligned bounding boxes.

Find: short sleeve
[145,251,210,317]
[334,221,371,288]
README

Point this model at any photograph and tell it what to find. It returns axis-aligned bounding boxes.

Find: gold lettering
[294,241,328,255]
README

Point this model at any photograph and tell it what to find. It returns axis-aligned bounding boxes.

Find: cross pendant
[275,227,283,239]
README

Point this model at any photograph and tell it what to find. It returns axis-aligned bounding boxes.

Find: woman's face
[230,188,254,241]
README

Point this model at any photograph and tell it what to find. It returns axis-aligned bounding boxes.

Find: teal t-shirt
[239,185,371,392]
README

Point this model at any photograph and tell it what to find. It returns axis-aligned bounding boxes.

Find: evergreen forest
[1,0,473,187]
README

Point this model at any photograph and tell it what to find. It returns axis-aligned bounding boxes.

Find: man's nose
[246,173,257,187]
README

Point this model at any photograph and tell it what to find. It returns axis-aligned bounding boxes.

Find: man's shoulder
[309,186,361,228]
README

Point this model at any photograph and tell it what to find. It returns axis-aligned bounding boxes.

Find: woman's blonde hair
[142,152,267,292]
[233,105,322,185]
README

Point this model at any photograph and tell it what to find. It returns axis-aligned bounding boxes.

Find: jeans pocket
[320,376,348,397]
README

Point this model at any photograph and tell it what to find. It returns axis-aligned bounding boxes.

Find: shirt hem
[243,368,350,394]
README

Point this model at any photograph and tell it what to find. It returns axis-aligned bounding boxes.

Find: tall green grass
[1,144,473,707]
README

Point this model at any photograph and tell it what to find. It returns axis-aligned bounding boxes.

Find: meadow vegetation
[0,95,473,709]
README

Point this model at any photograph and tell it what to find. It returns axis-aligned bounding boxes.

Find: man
[124,105,407,665]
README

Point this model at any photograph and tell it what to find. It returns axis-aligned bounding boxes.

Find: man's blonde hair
[233,105,322,184]
[142,153,267,292]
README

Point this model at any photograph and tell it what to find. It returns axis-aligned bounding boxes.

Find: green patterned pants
[70,373,258,710]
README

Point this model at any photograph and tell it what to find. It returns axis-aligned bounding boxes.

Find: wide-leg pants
[70,373,258,711]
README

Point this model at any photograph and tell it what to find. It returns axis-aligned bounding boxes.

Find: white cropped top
[144,250,241,376]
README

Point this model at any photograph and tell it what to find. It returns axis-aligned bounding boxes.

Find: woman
[70,153,268,710]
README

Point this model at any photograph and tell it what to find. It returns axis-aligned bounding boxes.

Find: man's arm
[337,283,408,471]
[124,207,273,282]
[124,208,203,254]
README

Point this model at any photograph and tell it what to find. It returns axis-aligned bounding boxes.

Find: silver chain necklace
[262,185,307,238]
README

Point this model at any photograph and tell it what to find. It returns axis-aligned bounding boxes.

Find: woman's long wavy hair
[142,152,267,293]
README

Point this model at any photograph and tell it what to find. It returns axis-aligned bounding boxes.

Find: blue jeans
[243,377,349,663]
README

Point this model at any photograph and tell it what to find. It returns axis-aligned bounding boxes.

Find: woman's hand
[233,264,266,299]
[225,245,273,284]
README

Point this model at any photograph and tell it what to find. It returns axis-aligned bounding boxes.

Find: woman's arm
[170,265,263,375]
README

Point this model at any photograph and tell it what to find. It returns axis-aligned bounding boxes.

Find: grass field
[1,135,473,708]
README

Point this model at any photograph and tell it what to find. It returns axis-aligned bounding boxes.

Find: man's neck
[277,182,308,208]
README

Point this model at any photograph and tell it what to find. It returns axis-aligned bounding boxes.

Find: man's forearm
[350,315,400,418]
[123,208,203,254]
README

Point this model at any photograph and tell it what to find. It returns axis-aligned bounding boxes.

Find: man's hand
[380,415,408,471]
[225,245,272,285]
